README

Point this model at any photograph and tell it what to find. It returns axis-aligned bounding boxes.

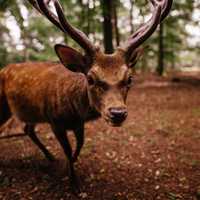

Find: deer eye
[96,81,109,91]
[87,75,95,86]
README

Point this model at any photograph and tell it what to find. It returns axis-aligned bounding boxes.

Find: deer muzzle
[107,107,128,126]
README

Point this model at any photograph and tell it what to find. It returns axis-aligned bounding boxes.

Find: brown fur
[0,49,135,192]
[0,62,88,126]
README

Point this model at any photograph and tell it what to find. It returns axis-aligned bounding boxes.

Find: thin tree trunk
[171,51,175,69]
[157,23,164,76]
[86,0,91,36]
[141,53,147,72]
[92,0,97,42]
[101,0,114,54]
[63,33,68,44]
[78,0,87,35]
[171,36,175,69]
[130,0,134,34]
[22,31,29,61]
[113,1,120,46]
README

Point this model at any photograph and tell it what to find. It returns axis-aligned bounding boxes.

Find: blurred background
[0,0,199,76]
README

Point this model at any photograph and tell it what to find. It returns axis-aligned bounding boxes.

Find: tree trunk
[101,0,114,54]
[171,36,175,69]
[77,0,86,33]
[22,30,29,61]
[86,0,91,36]
[113,1,120,46]
[129,0,134,34]
[157,23,164,76]
[92,0,97,42]
[63,33,68,44]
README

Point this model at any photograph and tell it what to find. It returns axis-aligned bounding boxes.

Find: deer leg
[24,124,55,161]
[0,95,11,130]
[51,124,81,193]
[72,124,84,163]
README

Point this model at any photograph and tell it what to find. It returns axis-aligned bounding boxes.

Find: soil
[0,73,199,200]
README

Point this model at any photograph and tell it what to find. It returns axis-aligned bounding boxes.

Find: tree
[113,0,120,46]
[157,23,164,76]
[101,0,114,53]
[156,0,194,75]
[0,0,199,73]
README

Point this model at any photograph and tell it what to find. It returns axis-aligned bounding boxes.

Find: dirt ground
[0,73,199,200]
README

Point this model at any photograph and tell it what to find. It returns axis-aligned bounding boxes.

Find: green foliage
[130,0,197,71]
[0,0,198,72]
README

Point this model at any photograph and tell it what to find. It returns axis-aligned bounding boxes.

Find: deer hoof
[70,175,83,194]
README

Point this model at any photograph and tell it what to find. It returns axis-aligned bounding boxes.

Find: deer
[0,0,172,192]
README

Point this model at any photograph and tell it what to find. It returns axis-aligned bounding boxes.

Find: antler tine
[124,2,162,56]
[28,0,96,55]
[53,0,96,55]
[36,0,96,55]
[27,0,41,12]
[160,0,173,22]
[27,0,65,32]
[123,0,173,57]
[150,0,173,21]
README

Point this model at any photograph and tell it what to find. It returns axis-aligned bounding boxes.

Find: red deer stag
[0,0,172,192]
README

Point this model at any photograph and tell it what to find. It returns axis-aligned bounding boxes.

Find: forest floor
[0,73,199,200]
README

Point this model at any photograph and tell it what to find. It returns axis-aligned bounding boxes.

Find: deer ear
[126,48,144,68]
[55,44,86,73]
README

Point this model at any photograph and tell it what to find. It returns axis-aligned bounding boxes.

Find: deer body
[0,61,94,191]
[1,62,89,127]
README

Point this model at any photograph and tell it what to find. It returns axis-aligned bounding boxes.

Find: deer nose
[109,107,128,124]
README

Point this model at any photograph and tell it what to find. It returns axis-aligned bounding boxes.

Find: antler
[123,0,173,57]
[27,0,63,30]
[27,0,96,55]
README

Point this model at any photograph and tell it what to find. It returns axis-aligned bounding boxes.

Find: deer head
[28,0,172,126]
